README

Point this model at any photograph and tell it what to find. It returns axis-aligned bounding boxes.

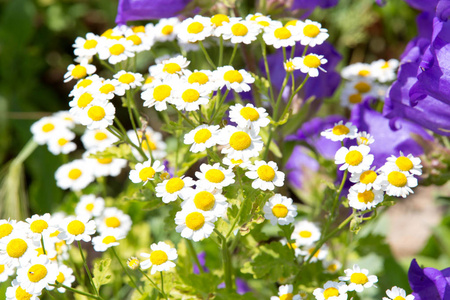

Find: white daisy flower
[125,32,154,53]
[335,145,374,174]
[253,16,281,31]
[75,194,105,219]
[127,257,140,270]
[154,18,179,42]
[96,207,132,235]
[383,286,415,300]
[151,55,190,80]
[378,168,418,198]
[0,262,14,282]
[356,131,375,146]
[384,152,423,176]
[324,259,342,274]
[178,15,213,43]
[175,208,215,242]
[81,128,119,150]
[294,54,328,77]
[371,59,399,83]
[263,24,300,49]
[16,255,58,294]
[349,168,383,192]
[341,63,374,80]
[195,163,235,190]
[55,159,95,191]
[70,74,101,96]
[68,89,98,117]
[222,157,251,169]
[339,264,378,292]
[320,121,358,142]
[271,284,302,300]
[73,32,100,58]
[210,14,233,36]
[172,83,210,111]
[83,149,127,178]
[340,79,382,108]
[53,111,77,129]
[140,242,177,274]
[141,75,155,91]
[129,159,164,185]
[184,125,221,153]
[0,234,37,267]
[297,19,329,47]
[64,61,96,83]
[299,244,329,263]
[99,27,124,40]
[291,220,321,246]
[182,188,228,220]
[348,187,384,211]
[98,38,135,65]
[0,220,29,241]
[263,194,297,226]
[95,79,125,100]
[155,176,196,203]
[221,126,264,161]
[229,103,270,133]
[52,264,76,293]
[128,128,167,160]
[245,160,285,191]
[245,13,265,22]
[92,229,125,252]
[284,58,301,72]
[221,19,260,44]
[214,66,255,92]
[113,70,144,90]
[30,116,66,145]
[58,216,96,244]
[25,214,54,241]
[6,280,41,300]
[47,129,77,155]
[313,281,348,300]
[184,69,217,92]
[141,78,176,111]
[79,100,116,130]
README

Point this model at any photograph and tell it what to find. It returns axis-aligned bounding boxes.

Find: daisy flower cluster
[340,59,399,108]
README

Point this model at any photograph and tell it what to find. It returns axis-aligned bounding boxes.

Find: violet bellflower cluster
[115,0,191,24]
[408,258,450,300]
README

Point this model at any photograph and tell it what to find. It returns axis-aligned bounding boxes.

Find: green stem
[218,36,224,66]
[40,235,47,255]
[77,241,101,298]
[280,75,309,120]
[228,43,238,66]
[260,38,275,106]
[160,272,168,300]
[217,232,233,290]
[199,41,216,69]
[111,247,142,294]
[49,283,99,299]
[280,225,296,261]
[186,240,204,274]
[209,89,229,124]
[290,44,296,59]
[174,107,196,128]
[139,269,167,298]
[302,45,309,57]
[98,57,116,73]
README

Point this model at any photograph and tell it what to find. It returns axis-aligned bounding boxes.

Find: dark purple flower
[217,278,251,295]
[408,258,450,299]
[291,0,338,10]
[375,0,386,6]
[192,252,209,274]
[402,0,438,12]
[285,145,320,188]
[115,0,191,24]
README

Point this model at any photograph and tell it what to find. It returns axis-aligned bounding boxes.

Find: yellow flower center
[150,250,168,265]
[16,286,32,300]
[258,20,270,27]
[163,63,181,74]
[224,70,243,83]
[132,25,145,33]
[161,25,174,35]
[303,55,321,68]
[58,138,68,146]
[332,124,349,135]
[231,23,248,36]
[30,220,48,234]
[211,14,229,27]
[141,135,157,151]
[68,168,82,180]
[145,76,154,84]
[388,171,407,187]
[229,131,251,150]
[303,24,321,38]
[194,191,216,211]
[240,107,260,121]
[396,156,414,171]
[97,158,113,164]
[100,83,115,94]
[127,258,140,269]
[42,123,55,133]
[327,264,338,272]
[0,265,4,274]
[102,236,117,244]
[71,65,87,79]
[67,220,85,235]
[139,167,156,182]
[105,216,121,228]
[77,78,93,88]
[185,212,205,230]
[350,272,369,284]
[87,106,106,121]
[126,34,142,45]
[77,92,94,108]
[109,44,125,55]
[49,230,60,238]
[56,272,65,283]
[323,287,339,299]
[299,230,312,238]
[285,61,295,72]
[360,170,377,184]
[274,27,292,39]
[345,150,363,166]
[359,136,369,145]
[231,159,243,164]
[271,204,288,218]
[153,85,172,102]
[27,264,48,282]
[187,21,204,34]
[85,203,94,211]
[382,62,390,69]
[280,293,293,300]
[165,177,185,193]
[0,223,13,239]
[205,169,225,183]
[349,94,362,104]
[94,131,108,140]
[358,69,370,77]
[357,190,375,204]
[257,165,276,181]
[6,238,28,258]
[194,128,212,144]
[354,82,371,93]
[119,73,135,84]
[182,89,200,103]
[188,72,209,85]
[84,39,98,49]
[285,20,298,27]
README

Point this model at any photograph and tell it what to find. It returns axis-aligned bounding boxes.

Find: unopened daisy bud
[127,257,140,270]
[160,172,170,181]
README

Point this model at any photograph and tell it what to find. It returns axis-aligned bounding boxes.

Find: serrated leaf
[93,258,112,288]
[88,144,133,161]
[161,120,190,135]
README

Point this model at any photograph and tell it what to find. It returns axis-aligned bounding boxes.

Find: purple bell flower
[291,0,338,10]
[402,0,438,12]
[408,258,450,300]
[115,0,191,24]
[285,145,320,189]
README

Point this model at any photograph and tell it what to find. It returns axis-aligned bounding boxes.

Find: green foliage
[93,258,113,288]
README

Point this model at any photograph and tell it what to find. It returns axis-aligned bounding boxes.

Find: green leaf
[88,144,133,161]
[93,258,112,288]
[259,127,282,158]
[250,72,270,99]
